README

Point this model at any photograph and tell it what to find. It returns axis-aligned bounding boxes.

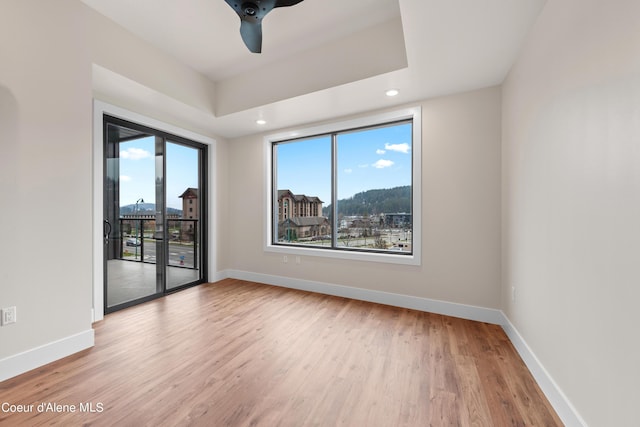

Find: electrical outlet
[1,306,17,326]
[295,256,300,265]
[511,287,516,303]
[283,255,288,263]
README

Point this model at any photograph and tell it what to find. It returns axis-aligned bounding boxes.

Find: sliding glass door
[103,116,207,313]
[165,141,202,290]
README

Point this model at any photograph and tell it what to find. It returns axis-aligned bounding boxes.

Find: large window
[267,108,421,264]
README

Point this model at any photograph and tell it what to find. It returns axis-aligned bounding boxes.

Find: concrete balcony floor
[107,259,200,308]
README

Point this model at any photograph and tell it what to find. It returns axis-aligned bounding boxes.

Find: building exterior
[180,188,199,220]
[382,213,412,228]
[279,216,331,241]
[179,188,199,239]
[277,190,329,240]
[277,190,323,221]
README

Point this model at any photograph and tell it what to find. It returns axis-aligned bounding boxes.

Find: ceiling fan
[224,0,305,53]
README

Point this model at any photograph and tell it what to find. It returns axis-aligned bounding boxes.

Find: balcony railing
[117,218,199,269]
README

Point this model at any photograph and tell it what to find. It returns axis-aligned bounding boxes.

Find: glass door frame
[103,115,208,314]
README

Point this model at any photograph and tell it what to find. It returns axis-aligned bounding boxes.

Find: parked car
[126,238,141,246]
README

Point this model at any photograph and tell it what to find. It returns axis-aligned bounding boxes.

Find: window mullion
[331,132,338,249]
[272,143,278,244]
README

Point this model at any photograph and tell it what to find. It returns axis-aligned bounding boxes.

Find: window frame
[264,107,421,265]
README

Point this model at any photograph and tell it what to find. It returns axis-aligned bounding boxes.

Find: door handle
[104,219,112,245]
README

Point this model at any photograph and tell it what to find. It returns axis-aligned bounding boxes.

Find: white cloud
[376,149,386,155]
[119,175,132,182]
[344,168,353,174]
[384,143,410,154]
[372,159,394,169]
[120,147,152,160]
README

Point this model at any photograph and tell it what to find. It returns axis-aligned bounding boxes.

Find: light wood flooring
[0,279,562,426]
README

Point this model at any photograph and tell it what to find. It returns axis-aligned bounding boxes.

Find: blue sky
[117,137,199,210]
[276,122,412,203]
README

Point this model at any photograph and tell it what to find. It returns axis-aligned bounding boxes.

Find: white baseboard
[221,269,586,427]
[500,316,587,427]
[208,270,230,284]
[0,329,94,383]
[223,269,504,325]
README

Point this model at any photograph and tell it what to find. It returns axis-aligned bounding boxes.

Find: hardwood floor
[0,279,562,426]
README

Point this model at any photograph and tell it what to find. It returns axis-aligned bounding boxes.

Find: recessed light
[385,89,399,97]
[256,119,267,125]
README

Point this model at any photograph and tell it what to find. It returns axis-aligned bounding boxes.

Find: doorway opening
[103,115,208,313]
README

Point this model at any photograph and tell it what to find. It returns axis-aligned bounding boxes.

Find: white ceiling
[83,0,547,139]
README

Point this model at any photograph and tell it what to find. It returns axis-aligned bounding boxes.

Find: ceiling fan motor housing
[241,2,260,17]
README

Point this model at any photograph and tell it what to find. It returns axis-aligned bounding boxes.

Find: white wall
[227,87,502,309]
[0,0,227,379]
[502,0,640,425]
[85,4,216,116]
[0,0,94,370]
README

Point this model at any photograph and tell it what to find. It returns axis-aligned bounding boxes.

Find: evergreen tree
[323,186,410,216]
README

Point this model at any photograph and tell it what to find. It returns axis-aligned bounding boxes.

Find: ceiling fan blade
[224,0,304,53]
[274,0,304,7]
[240,19,263,53]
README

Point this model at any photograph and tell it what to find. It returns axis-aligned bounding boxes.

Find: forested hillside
[322,186,410,216]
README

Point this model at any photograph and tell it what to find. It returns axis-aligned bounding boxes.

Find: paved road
[121,239,198,268]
